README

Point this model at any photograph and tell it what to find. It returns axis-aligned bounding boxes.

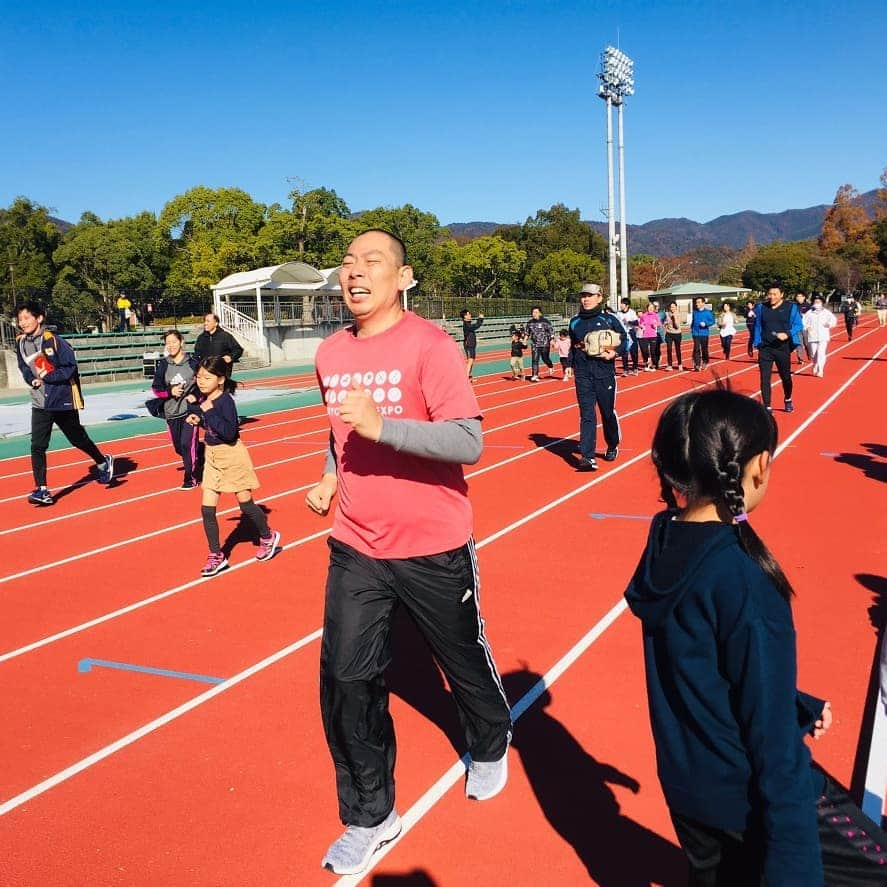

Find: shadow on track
[502,667,686,886]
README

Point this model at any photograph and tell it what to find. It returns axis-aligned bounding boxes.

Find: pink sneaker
[201,551,228,577]
[257,530,280,562]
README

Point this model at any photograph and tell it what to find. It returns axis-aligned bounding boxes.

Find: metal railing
[218,302,261,348]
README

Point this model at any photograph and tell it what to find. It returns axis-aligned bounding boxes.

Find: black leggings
[721,335,733,359]
[30,408,104,487]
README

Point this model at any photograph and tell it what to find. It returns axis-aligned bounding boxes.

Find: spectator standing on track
[526,306,555,381]
[690,297,716,371]
[717,302,737,361]
[803,296,838,378]
[663,301,683,371]
[842,296,861,341]
[652,299,666,369]
[115,292,131,332]
[615,297,640,376]
[626,387,887,885]
[193,313,244,365]
[151,330,201,489]
[554,329,573,380]
[305,229,512,877]
[509,329,528,380]
[638,303,662,371]
[568,283,626,471]
[185,356,279,577]
[459,308,484,380]
[753,286,803,414]
[875,293,887,327]
[745,299,758,358]
[14,300,115,506]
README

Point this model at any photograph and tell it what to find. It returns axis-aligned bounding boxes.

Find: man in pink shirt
[306,229,512,876]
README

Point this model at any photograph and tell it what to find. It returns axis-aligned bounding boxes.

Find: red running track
[0,322,884,885]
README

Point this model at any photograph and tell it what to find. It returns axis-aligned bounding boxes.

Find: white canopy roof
[212,261,341,298]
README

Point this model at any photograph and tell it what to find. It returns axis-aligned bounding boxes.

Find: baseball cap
[579,284,602,296]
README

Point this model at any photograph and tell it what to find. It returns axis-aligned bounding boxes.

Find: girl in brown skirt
[186,356,280,576]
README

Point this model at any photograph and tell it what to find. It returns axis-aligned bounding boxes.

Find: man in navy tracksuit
[753,286,803,413]
[568,284,627,471]
[15,300,114,505]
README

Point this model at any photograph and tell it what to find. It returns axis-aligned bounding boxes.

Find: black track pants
[573,366,620,459]
[531,345,554,376]
[692,335,710,368]
[31,408,104,487]
[320,537,512,827]
[758,343,793,407]
[167,417,200,482]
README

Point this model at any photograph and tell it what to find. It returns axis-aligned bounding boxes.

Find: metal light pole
[597,46,635,310]
[618,101,629,303]
[605,97,617,308]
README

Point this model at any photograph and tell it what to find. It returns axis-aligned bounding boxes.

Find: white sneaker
[466,751,508,801]
[321,810,402,875]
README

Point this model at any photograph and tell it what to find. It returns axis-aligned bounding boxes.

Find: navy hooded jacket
[624,511,825,885]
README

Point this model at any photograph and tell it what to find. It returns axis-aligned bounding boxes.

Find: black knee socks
[201,505,220,552]
[239,499,270,539]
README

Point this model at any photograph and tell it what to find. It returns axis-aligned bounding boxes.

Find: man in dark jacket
[15,301,114,506]
[753,286,803,413]
[568,284,626,471]
[193,313,244,364]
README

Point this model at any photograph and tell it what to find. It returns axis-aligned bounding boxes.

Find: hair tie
[734,512,749,523]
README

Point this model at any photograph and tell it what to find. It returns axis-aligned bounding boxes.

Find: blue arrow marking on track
[589,513,653,521]
[78,658,225,685]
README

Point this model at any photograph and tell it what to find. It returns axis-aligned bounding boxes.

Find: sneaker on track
[321,810,402,875]
[256,530,280,561]
[784,400,794,413]
[200,551,228,577]
[466,752,509,801]
[179,478,199,490]
[27,487,54,506]
[96,454,115,485]
[603,447,619,462]
[576,457,598,472]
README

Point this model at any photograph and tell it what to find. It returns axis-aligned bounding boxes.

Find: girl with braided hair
[625,388,887,885]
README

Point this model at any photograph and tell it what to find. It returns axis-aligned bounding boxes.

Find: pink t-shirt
[638,312,662,338]
[315,311,481,559]
[555,337,572,358]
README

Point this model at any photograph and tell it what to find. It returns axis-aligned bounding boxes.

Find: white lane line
[0,528,332,666]
[0,626,325,817]
[0,337,880,822]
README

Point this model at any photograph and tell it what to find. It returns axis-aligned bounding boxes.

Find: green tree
[514,203,608,266]
[525,249,604,298]
[0,197,61,312]
[433,236,526,297]
[51,266,102,331]
[355,204,444,286]
[53,212,170,326]
[159,186,266,301]
[742,241,824,293]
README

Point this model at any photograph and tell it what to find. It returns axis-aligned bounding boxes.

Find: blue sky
[2,0,885,227]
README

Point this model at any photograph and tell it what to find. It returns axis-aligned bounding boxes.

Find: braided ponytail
[652,387,795,601]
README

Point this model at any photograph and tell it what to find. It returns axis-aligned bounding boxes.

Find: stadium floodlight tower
[597,46,635,310]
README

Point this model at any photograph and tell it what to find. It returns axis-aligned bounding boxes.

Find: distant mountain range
[447,190,879,257]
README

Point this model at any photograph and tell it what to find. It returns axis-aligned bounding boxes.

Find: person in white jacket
[803,295,838,377]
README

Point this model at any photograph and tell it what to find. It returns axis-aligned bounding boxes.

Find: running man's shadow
[371,871,437,886]
[850,574,886,804]
[503,668,686,886]
[528,432,581,469]
[834,443,887,483]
